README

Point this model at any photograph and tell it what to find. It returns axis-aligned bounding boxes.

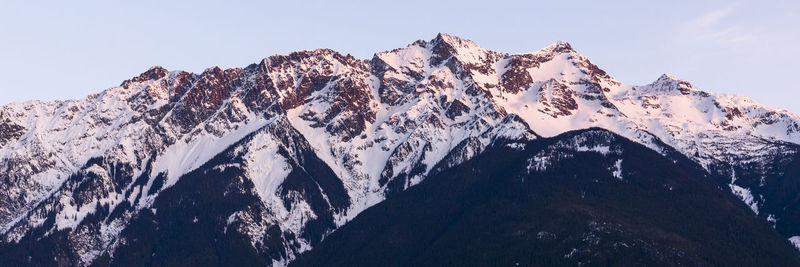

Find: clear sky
[1,0,798,113]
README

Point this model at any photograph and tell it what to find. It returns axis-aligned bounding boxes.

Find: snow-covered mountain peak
[431,33,486,51]
[121,65,171,86]
[639,73,701,95]
[428,33,502,69]
[538,40,575,54]
[658,73,678,80]
[143,65,168,75]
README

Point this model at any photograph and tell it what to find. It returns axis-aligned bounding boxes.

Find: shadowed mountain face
[292,129,800,266]
[1,34,800,265]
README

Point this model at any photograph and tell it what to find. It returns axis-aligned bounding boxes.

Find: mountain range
[1,33,799,266]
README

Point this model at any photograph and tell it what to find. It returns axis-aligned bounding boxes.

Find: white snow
[729,184,759,214]
[728,168,759,214]
[767,214,777,228]
[611,159,623,180]
[528,154,557,172]
[790,236,800,252]
[238,131,294,203]
[151,114,273,190]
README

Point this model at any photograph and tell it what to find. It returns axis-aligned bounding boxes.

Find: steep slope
[292,129,800,266]
[1,33,800,265]
[611,75,800,239]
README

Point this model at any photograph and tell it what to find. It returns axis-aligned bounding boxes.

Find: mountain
[291,129,800,266]
[1,33,799,265]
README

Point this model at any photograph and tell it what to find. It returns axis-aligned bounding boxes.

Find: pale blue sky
[1,0,798,113]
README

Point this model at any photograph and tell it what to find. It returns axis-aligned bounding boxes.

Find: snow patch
[790,236,800,252]
[767,214,776,228]
[239,132,294,203]
[729,184,759,215]
[611,159,623,180]
[728,168,759,214]
[152,115,273,190]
